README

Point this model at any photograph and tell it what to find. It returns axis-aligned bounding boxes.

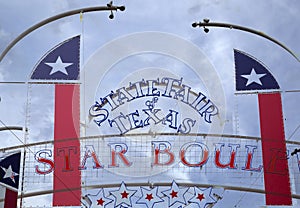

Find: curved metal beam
[192,21,299,62]
[0,182,299,202]
[0,5,125,62]
[1,132,299,152]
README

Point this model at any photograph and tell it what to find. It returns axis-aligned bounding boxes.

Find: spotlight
[109,12,114,19]
[204,27,209,33]
[192,22,198,28]
[119,6,126,11]
[107,1,113,7]
[203,18,210,23]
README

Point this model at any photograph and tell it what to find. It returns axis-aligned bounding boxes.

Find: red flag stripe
[53,84,81,206]
[4,189,18,208]
[258,92,292,205]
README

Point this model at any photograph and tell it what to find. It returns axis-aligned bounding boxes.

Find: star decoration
[188,187,216,208]
[197,193,205,201]
[136,186,164,208]
[241,68,266,86]
[45,56,73,75]
[146,193,154,201]
[162,181,188,207]
[1,165,18,184]
[109,182,137,207]
[85,188,113,208]
[84,182,222,208]
[121,191,129,199]
[170,190,178,198]
[97,198,105,206]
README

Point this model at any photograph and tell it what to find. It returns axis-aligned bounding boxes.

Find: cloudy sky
[0,0,299,207]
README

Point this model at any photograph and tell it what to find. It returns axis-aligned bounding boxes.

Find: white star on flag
[109,182,137,207]
[45,56,73,75]
[136,186,164,208]
[162,181,188,207]
[188,187,216,207]
[241,68,266,86]
[1,165,18,184]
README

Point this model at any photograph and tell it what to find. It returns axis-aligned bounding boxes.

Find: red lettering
[108,143,132,167]
[214,143,239,169]
[180,142,209,167]
[152,141,175,166]
[243,145,262,171]
[266,148,289,175]
[57,146,78,171]
[79,145,103,169]
[35,149,54,175]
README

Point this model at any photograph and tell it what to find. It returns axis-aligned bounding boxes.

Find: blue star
[188,187,216,208]
[161,181,188,207]
[136,186,164,208]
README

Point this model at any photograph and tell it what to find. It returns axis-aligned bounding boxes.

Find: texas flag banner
[30,35,81,206]
[234,49,292,205]
[0,151,21,208]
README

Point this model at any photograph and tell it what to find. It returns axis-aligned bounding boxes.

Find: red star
[197,193,205,201]
[145,193,153,201]
[121,191,129,198]
[97,198,105,206]
[170,190,178,198]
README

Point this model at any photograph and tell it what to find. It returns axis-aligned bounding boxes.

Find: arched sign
[1,32,299,208]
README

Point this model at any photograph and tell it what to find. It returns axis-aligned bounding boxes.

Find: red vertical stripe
[4,189,18,208]
[258,93,292,205]
[53,84,81,206]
